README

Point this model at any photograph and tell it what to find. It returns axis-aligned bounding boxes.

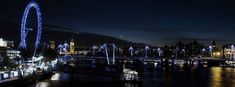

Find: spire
[212,40,216,48]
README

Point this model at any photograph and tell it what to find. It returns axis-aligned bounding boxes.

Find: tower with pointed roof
[70,38,75,54]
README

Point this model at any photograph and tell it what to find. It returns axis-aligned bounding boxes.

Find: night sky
[1,0,235,46]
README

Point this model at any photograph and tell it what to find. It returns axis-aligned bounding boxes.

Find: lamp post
[92,45,97,64]
[157,48,161,58]
[202,48,206,57]
[209,46,213,57]
[231,45,234,60]
[182,48,185,58]
[112,44,117,64]
[129,46,134,57]
[175,47,179,59]
[92,45,96,57]
[145,46,150,59]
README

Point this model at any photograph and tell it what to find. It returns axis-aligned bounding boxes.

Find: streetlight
[209,46,213,57]
[202,48,206,57]
[157,48,161,58]
[145,46,150,59]
[182,48,185,58]
[92,45,97,64]
[231,45,234,60]
[175,46,179,59]
[128,46,134,57]
[92,45,97,56]
[112,44,117,64]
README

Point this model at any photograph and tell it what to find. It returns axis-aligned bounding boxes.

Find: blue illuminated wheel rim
[20,1,42,49]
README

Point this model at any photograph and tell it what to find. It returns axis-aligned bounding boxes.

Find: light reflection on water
[33,66,235,87]
[209,67,235,87]
[124,82,139,87]
[140,66,235,87]
[210,67,222,87]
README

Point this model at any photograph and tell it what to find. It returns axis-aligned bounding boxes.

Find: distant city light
[0,38,8,47]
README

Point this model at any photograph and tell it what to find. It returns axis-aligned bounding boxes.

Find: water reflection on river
[141,66,235,87]
[210,67,235,87]
[33,66,235,87]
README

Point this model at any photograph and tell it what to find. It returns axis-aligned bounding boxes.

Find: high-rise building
[70,39,75,54]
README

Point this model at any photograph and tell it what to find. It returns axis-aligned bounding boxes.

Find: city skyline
[1,1,235,87]
[1,0,235,46]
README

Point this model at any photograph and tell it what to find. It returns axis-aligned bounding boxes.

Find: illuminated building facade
[0,38,17,62]
[224,48,232,58]
[209,40,222,58]
[0,38,8,47]
[49,41,55,49]
[57,39,76,55]
[6,49,21,59]
[224,44,235,59]
[70,39,75,54]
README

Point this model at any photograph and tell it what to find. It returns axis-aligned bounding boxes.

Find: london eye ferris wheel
[19,1,42,57]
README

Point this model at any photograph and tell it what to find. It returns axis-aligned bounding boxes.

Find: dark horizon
[0,19,234,48]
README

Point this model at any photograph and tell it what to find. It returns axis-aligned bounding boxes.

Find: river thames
[29,61,235,87]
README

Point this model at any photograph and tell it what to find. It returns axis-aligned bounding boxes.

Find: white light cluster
[0,38,8,47]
